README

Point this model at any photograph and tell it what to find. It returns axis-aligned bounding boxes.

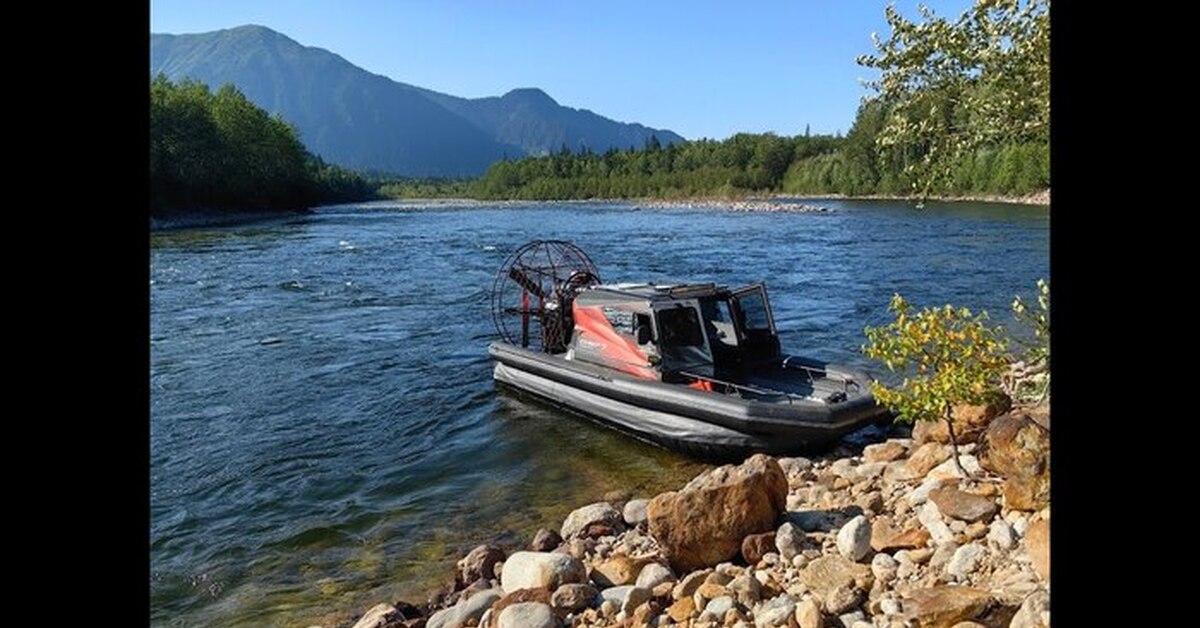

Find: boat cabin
[566,282,781,382]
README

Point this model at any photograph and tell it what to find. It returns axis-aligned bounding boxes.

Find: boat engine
[490,240,601,353]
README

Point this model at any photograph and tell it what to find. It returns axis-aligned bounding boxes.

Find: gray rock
[561,502,624,539]
[601,585,651,615]
[824,584,863,615]
[551,583,599,613]
[930,542,960,570]
[946,543,987,580]
[498,601,556,628]
[918,501,956,545]
[778,457,814,475]
[906,475,953,506]
[425,587,503,628]
[1009,590,1050,628]
[704,595,735,617]
[838,611,866,627]
[754,594,796,628]
[836,515,872,562]
[500,552,586,593]
[636,562,676,590]
[623,498,650,526]
[880,597,902,615]
[830,458,856,478]
[351,604,399,628]
[988,519,1016,551]
[854,462,888,481]
[870,553,898,583]
[776,521,805,560]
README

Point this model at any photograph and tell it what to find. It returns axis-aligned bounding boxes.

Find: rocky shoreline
[326,399,1050,628]
[630,199,831,213]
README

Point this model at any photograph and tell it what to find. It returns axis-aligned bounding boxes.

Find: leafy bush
[863,294,1009,474]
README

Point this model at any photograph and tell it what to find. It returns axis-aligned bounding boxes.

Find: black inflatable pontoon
[488,241,889,459]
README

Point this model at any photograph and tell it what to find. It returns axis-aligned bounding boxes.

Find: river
[149,198,1048,626]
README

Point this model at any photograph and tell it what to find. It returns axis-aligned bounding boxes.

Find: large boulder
[647,453,788,572]
[500,552,587,593]
[979,414,1050,511]
[561,502,624,539]
[902,586,993,627]
[914,396,1012,445]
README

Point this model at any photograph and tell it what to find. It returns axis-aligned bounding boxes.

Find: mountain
[150,25,686,176]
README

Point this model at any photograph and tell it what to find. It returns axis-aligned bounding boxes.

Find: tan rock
[648,454,788,573]
[799,555,873,602]
[905,443,953,478]
[929,486,999,523]
[864,441,908,463]
[1025,519,1050,581]
[795,597,823,628]
[871,517,931,552]
[902,586,992,628]
[591,555,653,588]
[672,569,713,600]
[978,414,1049,512]
[696,582,729,601]
[668,596,696,622]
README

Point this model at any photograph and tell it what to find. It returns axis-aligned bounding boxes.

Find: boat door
[731,283,781,362]
[653,300,715,380]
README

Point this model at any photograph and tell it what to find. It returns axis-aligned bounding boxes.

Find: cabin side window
[738,292,772,331]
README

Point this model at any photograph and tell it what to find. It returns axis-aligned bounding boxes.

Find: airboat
[488,240,888,459]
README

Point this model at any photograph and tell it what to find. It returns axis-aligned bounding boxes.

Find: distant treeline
[150,75,375,216]
[465,111,1046,202]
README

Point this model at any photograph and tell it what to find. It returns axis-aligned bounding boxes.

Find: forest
[150,74,375,216]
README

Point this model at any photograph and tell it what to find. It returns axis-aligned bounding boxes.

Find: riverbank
[773,189,1050,207]
[150,208,312,232]
[326,400,1050,628]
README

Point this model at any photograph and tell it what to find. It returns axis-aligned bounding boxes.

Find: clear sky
[150,0,975,140]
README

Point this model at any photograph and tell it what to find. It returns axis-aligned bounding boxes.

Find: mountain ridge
[150,25,685,176]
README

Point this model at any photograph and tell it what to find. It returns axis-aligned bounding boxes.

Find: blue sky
[150,0,975,140]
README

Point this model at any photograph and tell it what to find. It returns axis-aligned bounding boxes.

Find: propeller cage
[491,240,601,353]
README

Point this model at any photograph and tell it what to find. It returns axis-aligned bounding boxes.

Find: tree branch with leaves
[863,294,1010,476]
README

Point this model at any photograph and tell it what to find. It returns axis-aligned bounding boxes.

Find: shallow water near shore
[149,198,1047,626]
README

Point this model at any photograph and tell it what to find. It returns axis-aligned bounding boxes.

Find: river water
[149,199,1048,626]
